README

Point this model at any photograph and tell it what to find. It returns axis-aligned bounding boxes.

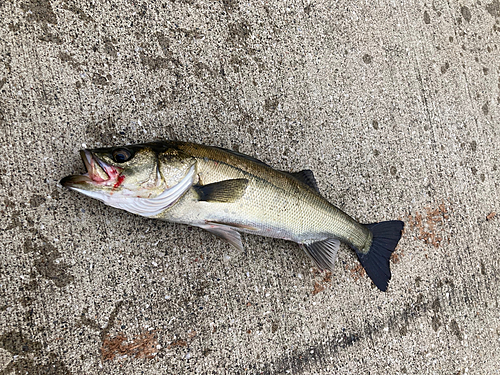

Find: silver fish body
[61,141,404,291]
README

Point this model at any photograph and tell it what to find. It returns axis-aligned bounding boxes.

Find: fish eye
[112,148,133,163]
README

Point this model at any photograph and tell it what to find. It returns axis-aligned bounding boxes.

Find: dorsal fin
[289,169,320,193]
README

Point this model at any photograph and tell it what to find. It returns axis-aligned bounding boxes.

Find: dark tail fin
[355,220,404,291]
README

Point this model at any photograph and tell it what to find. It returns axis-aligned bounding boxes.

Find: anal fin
[300,238,340,271]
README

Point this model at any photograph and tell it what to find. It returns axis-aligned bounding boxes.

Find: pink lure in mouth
[80,150,122,184]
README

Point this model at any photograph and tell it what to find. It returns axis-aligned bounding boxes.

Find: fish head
[60,143,196,216]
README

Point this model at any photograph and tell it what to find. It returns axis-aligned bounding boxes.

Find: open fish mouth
[60,150,122,187]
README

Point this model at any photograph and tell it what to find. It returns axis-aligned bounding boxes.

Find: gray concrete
[1,0,499,373]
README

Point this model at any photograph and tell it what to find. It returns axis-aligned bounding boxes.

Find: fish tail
[355,220,404,291]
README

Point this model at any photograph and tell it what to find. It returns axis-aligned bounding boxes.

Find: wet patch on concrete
[21,0,57,25]
[0,331,71,375]
[255,293,432,374]
[60,1,93,23]
[0,353,72,375]
[58,52,81,70]
[29,194,45,208]
[486,0,500,17]
[23,235,74,288]
[0,331,43,355]
[91,72,111,86]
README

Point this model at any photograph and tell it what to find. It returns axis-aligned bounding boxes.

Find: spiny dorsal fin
[194,179,249,203]
[300,238,340,271]
[290,169,320,193]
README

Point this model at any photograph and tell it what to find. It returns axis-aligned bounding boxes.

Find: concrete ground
[1,0,499,373]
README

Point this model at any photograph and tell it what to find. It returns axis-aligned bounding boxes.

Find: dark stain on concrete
[470,140,477,151]
[482,101,489,115]
[21,0,58,25]
[222,0,239,12]
[101,301,125,341]
[51,189,60,201]
[58,52,80,70]
[256,295,431,374]
[77,307,102,331]
[38,24,63,44]
[61,2,93,23]
[480,261,486,275]
[193,61,214,79]
[8,22,22,33]
[461,6,472,22]
[264,97,279,112]
[441,61,450,74]
[450,319,463,340]
[78,301,125,341]
[140,52,176,71]
[29,194,45,208]
[0,105,5,127]
[229,55,249,72]
[0,331,43,355]
[103,38,118,58]
[486,0,500,17]
[228,20,252,45]
[0,353,72,375]
[24,236,74,288]
[432,297,440,314]
[271,321,279,333]
[91,72,111,86]
[169,27,204,40]
[423,10,431,24]
[156,33,182,67]
[431,298,442,331]
[5,210,22,230]
[431,314,441,331]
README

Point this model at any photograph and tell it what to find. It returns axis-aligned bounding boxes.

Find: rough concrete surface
[0,0,499,373]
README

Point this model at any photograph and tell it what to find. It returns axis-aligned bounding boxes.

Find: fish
[60,141,404,291]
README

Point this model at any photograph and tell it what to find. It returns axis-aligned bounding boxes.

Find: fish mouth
[61,150,122,188]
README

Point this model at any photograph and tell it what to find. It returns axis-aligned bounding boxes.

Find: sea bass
[61,141,404,291]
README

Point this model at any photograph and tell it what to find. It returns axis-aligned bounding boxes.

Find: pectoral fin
[300,238,340,271]
[199,223,244,251]
[194,179,249,203]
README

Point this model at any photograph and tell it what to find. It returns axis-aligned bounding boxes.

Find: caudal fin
[355,220,404,291]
